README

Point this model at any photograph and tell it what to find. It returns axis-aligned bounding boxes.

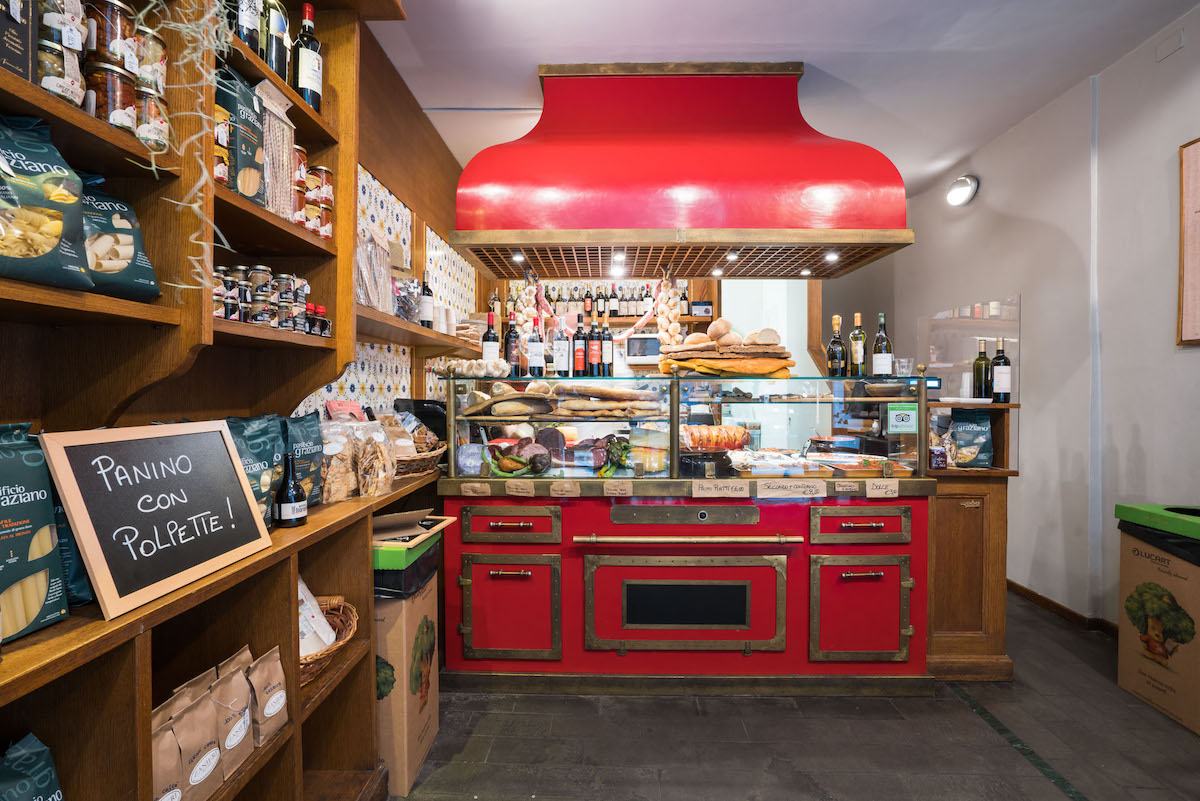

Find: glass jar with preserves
[309,165,333,205]
[272,273,295,302]
[316,305,332,337]
[236,279,252,305]
[135,25,166,93]
[304,302,317,335]
[135,86,169,153]
[294,278,308,308]
[303,200,321,234]
[83,61,135,131]
[278,300,293,331]
[268,299,280,328]
[247,292,271,325]
[291,300,306,332]
[214,146,230,187]
[291,187,306,227]
[318,203,333,240]
[293,145,307,191]
[223,294,241,322]
[40,0,88,51]
[304,167,321,203]
[84,0,137,70]
[247,265,273,294]
[37,39,84,105]
[225,264,247,284]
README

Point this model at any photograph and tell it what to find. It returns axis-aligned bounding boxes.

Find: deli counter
[437,376,945,689]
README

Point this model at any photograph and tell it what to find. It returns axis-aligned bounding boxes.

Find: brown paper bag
[151,721,184,801]
[218,645,253,678]
[210,669,254,780]
[151,690,193,732]
[247,645,289,746]
[172,693,223,801]
[172,667,217,698]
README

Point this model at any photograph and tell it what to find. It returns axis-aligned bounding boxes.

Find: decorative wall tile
[293,341,413,418]
[357,165,412,272]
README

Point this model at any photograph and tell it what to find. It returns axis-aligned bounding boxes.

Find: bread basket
[298,595,358,686]
[395,445,446,476]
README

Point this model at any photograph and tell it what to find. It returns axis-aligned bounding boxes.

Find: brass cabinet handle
[489,521,534,530]
[488,569,533,578]
[573,534,804,544]
[839,522,886,530]
[840,570,885,579]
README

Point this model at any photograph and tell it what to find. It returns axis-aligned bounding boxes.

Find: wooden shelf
[368,469,441,510]
[209,724,294,801]
[303,767,389,801]
[0,278,180,327]
[319,0,406,21]
[0,68,180,176]
[214,185,337,257]
[213,318,336,349]
[929,402,1020,409]
[299,639,370,722]
[603,315,711,325]
[929,468,1019,477]
[355,304,482,356]
[225,38,338,146]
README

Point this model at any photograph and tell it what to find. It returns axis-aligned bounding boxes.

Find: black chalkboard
[42,422,272,619]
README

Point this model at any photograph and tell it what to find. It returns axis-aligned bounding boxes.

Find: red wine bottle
[291,3,322,112]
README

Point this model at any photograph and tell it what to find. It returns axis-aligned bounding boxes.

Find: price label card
[549,480,581,498]
[603,480,633,497]
[62,24,83,51]
[693,479,750,498]
[866,479,900,499]
[834,481,859,494]
[756,479,826,499]
[887,402,919,434]
[460,482,491,497]
[504,479,535,497]
[123,49,139,74]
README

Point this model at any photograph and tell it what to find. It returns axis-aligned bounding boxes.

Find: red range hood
[452,63,912,280]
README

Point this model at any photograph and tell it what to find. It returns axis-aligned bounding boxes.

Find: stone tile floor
[400,594,1200,800]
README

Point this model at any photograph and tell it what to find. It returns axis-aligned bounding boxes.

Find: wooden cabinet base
[304,764,388,801]
[927,654,1014,681]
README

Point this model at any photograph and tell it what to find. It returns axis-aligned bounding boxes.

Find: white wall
[722,280,821,376]
[878,8,1200,621]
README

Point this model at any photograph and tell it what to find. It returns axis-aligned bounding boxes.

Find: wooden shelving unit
[214,185,338,257]
[0,278,181,327]
[225,38,339,145]
[355,304,483,357]
[214,318,337,349]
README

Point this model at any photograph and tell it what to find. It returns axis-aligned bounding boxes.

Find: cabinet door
[810,505,912,544]
[809,554,915,662]
[460,554,561,660]
[461,505,562,543]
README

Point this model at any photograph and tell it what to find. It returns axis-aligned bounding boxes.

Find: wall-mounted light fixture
[946,175,980,206]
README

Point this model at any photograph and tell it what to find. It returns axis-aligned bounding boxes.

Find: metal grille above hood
[452,63,912,280]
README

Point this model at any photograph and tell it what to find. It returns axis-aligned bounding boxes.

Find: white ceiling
[370,0,1196,196]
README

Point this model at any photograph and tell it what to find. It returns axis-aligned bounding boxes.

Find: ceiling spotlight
[946,174,980,207]
[725,252,738,261]
[610,266,626,278]
[612,252,626,263]
[800,268,813,276]
[712,268,724,277]
[824,251,839,262]
[512,252,525,262]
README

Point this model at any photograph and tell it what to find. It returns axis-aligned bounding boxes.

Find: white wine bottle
[848,312,866,377]
[871,312,893,377]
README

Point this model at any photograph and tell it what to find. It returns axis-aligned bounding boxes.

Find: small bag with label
[349,420,394,497]
[298,574,337,658]
[210,668,254,779]
[218,644,254,678]
[0,734,66,801]
[171,693,223,801]
[247,645,289,746]
[151,721,184,801]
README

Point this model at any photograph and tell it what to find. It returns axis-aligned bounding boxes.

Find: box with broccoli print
[375,576,438,797]
[1117,531,1200,734]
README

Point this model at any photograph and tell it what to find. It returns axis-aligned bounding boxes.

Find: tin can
[293,145,307,191]
[318,203,333,240]
[247,265,272,294]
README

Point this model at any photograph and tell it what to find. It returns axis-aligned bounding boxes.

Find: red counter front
[443,496,928,678]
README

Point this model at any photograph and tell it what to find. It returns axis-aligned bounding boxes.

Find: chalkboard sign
[41,421,272,620]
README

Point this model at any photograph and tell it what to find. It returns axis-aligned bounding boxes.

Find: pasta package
[282,412,324,506]
[0,734,66,801]
[53,488,95,606]
[78,173,161,300]
[226,415,285,528]
[215,67,265,207]
[0,116,91,290]
[0,424,68,644]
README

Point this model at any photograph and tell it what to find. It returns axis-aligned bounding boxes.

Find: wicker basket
[299,595,358,686]
[395,444,445,476]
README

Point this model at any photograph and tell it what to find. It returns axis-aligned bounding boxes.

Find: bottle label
[554,339,569,367]
[297,48,323,94]
[573,342,585,371]
[238,0,261,32]
[584,298,592,313]
[482,341,499,361]
[269,8,287,34]
[602,341,613,363]
[872,353,893,375]
[419,295,433,323]
[851,341,864,364]
[588,340,601,365]
[528,341,544,368]
[829,357,843,373]
[993,365,1012,393]
[275,500,307,520]
[680,301,688,315]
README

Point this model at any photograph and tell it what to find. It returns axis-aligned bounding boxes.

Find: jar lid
[135,85,166,100]
[294,144,307,153]
[89,0,138,17]
[275,272,295,280]
[135,25,165,42]
[37,39,66,53]
[250,264,272,273]
[252,292,270,301]
[84,60,137,81]
[237,279,251,286]
[319,203,333,210]
[310,165,331,173]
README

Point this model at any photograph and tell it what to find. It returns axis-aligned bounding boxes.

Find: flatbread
[462,391,557,416]
[560,399,664,411]
[661,341,717,354]
[552,383,662,401]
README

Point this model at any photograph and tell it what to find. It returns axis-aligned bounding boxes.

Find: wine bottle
[848,312,866,377]
[418,278,433,328]
[290,3,322,113]
[527,316,545,377]
[260,0,289,80]
[583,284,594,316]
[643,285,654,316]
[679,285,689,316]
[554,316,571,377]
[504,311,520,377]
[871,312,893,377]
[572,313,587,377]
[826,314,847,377]
[587,315,602,377]
[991,338,1012,403]
[273,453,307,527]
[596,284,606,316]
[489,288,501,320]
[601,313,614,377]
[972,339,991,398]
[554,287,566,316]
[481,311,500,362]
[236,0,261,55]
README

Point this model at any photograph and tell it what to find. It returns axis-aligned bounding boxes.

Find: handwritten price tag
[756,479,826,499]
[834,481,859,494]
[505,479,535,497]
[603,480,633,497]
[866,479,900,499]
[549,480,581,498]
[459,482,491,497]
[692,479,750,498]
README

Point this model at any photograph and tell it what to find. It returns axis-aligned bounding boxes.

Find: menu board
[41,422,271,619]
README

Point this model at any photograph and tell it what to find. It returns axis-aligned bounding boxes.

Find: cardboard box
[215,66,265,206]
[1117,531,1200,734]
[375,576,439,797]
[0,1,33,81]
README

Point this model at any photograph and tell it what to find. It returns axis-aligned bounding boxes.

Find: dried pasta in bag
[0,116,91,289]
[320,420,358,502]
[79,173,161,300]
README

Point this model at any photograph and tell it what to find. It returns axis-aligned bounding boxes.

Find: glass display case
[444,376,934,479]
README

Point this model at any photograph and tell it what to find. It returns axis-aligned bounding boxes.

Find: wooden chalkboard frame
[41,421,273,620]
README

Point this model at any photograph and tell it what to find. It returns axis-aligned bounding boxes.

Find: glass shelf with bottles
[444,376,933,480]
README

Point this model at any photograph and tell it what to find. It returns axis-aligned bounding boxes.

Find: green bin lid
[1114,504,1200,541]
[373,530,442,571]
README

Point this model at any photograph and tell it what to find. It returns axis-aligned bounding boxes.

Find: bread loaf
[743,328,781,346]
[717,331,742,347]
[706,318,733,339]
[683,332,712,346]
